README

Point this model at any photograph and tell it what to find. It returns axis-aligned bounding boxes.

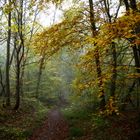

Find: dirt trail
[29,108,69,140]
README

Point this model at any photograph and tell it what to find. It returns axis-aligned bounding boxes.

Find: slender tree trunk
[125,1,140,83]
[124,0,140,107]
[123,0,130,11]
[0,68,5,96]
[14,54,20,110]
[110,42,117,97]
[130,0,137,11]
[20,65,25,97]
[14,0,24,110]
[36,56,44,98]
[89,0,105,109]
[5,0,12,107]
[102,0,118,98]
[36,68,42,98]
[20,7,39,96]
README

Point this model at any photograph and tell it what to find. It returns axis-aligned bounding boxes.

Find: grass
[0,98,48,140]
[69,127,84,137]
[62,105,91,120]
[61,103,140,140]
[61,104,93,139]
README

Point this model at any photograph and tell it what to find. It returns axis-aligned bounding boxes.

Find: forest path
[29,107,69,140]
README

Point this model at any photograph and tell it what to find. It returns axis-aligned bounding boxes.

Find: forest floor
[29,104,140,140]
[0,98,49,140]
[1,98,140,140]
[29,107,69,140]
[61,106,140,140]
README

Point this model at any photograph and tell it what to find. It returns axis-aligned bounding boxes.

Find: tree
[123,0,140,107]
[88,0,105,109]
[5,0,12,107]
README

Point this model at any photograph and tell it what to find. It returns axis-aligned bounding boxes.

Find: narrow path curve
[29,108,69,140]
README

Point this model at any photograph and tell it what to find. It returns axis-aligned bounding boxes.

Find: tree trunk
[123,0,130,11]
[14,55,20,110]
[14,0,24,110]
[124,0,140,107]
[36,56,45,98]
[102,0,118,98]
[89,0,106,109]
[0,68,5,96]
[126,1,140,83]
[130,0,137,11]
[5,0,12,107]
[110,42,117,97]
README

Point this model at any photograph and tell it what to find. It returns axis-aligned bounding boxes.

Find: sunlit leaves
[101,96,119,116]
[31,9,85,58]
[97,12,140,47]
[3,1,14,14]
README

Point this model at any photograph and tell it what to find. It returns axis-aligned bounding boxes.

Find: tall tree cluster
[0,0,61,109]
[0,0,139,113]
[33,0,140,114]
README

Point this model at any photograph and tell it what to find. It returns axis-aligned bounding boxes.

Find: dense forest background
[0,0,140,139]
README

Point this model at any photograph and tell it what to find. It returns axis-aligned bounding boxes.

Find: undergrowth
[61,103,140,140]
[0,98,48,140]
